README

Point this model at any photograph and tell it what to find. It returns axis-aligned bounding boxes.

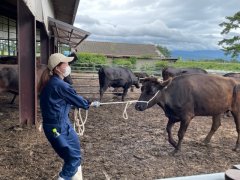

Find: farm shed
[0,0,90,125]
[76,40,167,69]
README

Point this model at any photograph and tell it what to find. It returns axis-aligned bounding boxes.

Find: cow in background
[162,67,207,80]
[223,73,240,80]
[0,52,78,104]
[98,66,140,101]
[134,72,149,83]
[223,73,240,117]
[0,66,18,104]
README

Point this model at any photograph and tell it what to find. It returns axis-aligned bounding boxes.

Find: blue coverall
[40,75,89,179]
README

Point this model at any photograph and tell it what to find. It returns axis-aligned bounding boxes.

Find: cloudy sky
[74,0,240,51]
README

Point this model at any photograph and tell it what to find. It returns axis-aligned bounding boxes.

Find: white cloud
[74,0,240,50]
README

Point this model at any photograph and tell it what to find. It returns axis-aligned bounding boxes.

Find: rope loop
[73,108,88,136]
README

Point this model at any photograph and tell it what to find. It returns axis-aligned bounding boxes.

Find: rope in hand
[74,90,160,136]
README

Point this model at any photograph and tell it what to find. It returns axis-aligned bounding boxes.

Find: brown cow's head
[135,77,172,111]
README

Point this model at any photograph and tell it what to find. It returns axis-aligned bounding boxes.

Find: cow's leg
[122,87,128,101]
[203,114,221,144]
[231,112,240,151]
[175,118,191,152]
[10,94,17,104]
[166,120,177,148]
[99,85,108,102]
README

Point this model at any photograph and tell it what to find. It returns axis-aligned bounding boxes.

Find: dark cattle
[134,72,149,83]
[223,73,240,80]
[98,66,140,101]
[162,67,207,80]
[135,74,240,153]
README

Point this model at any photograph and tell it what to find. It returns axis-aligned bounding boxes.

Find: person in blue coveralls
[38,53,99,180]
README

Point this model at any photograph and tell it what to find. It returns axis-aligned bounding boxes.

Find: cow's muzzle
[135,102,147,111]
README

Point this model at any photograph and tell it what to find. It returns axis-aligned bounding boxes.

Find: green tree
[156,45,171,58]
[218,11,240,58]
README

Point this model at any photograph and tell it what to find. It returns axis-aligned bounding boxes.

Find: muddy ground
[0,73,240,180]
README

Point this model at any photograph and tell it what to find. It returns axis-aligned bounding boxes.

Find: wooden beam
[17,0,36,126]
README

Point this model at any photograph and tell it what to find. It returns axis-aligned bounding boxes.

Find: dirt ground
[1,73,240,180]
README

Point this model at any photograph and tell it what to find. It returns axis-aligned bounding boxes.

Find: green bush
[112,58,136,68]
[113,59,133,68]
[155,61,169,69]
[129,57,137,64]
[76,53,107,64]
[74,53,107,70]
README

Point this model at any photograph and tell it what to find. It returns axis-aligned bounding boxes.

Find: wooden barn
[0,0,90,125]
[76,40,166,69]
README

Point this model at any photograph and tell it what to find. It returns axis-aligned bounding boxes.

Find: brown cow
[0,64,73,104]
[0,52,78,103]
[135,74,240,153]
[223,73,240,117]
[0,65,18,103]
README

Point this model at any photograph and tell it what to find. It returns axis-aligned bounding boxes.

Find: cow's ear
[159,77,172,88]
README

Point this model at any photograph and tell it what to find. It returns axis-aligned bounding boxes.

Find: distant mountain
[171,50,240,61]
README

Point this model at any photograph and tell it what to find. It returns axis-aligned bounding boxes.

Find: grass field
[155,60,240,72]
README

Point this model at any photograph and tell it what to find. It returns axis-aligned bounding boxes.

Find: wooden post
[17,0,36,126]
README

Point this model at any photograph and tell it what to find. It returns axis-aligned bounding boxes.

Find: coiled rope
[74,90,160,136]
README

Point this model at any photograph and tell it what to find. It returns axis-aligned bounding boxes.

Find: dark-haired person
[38,53,98,180]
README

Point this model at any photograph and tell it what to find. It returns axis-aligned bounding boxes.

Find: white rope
[73,90,160,136]
[73,108,88,136]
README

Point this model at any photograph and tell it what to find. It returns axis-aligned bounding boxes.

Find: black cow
[135,75,240,153]
[134,72,149,83]
[98,67,140,101]
[223,73,240,80]
[162,67,207,80]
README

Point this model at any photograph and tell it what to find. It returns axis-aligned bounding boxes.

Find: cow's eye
[149,86,157,95]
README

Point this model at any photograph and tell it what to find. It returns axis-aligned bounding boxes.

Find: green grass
[155,60,240,71]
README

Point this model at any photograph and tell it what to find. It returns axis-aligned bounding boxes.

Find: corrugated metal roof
[48,17,90,48]
[76,41,165,58]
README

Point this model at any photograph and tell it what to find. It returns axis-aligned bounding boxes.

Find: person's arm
[57,84,90,110]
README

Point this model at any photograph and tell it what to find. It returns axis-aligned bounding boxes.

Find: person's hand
[87,99,92,105]
[91,101,101,108]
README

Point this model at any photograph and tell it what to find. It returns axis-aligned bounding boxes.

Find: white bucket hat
[48,53,74,71]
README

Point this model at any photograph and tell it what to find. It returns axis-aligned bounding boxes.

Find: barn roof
[51,0,80,25]
[48,17,90,48]
[76,41,165,58]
